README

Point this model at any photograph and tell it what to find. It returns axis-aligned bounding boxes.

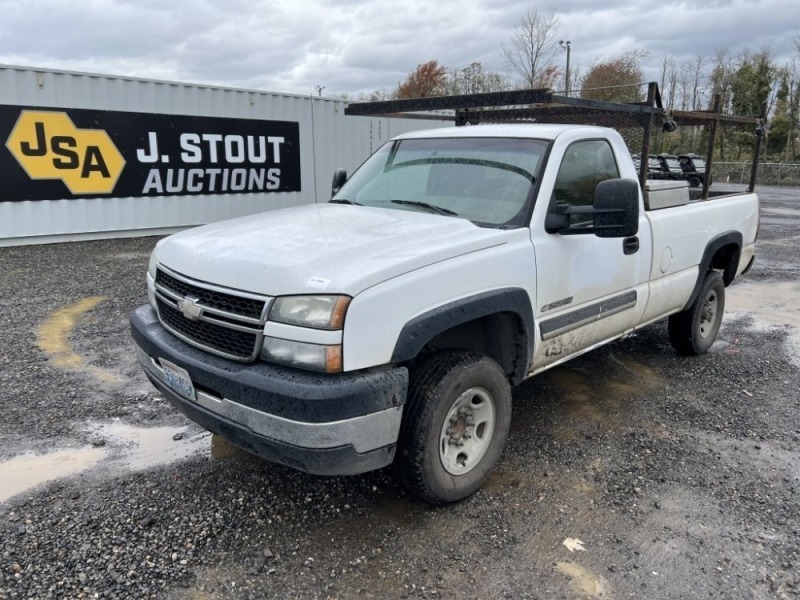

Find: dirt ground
[0,186,798,599]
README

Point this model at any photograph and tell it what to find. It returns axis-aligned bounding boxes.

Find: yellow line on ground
[36,296,119,382]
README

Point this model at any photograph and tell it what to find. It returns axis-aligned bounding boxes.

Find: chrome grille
[154,267,269,362]
[155,269,266,320]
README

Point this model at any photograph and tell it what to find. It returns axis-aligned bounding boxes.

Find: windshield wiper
[390,199,459,216]
[329,198,363,206]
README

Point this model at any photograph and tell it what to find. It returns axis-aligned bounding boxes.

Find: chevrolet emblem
[177,296,203,321]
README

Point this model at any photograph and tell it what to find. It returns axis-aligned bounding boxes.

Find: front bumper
[130,305,408,475]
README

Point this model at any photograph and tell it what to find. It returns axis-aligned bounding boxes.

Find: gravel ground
[1,188,798,599]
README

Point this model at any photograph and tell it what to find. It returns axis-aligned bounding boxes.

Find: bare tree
[685,54,707,149]
[689,54,706,111]
[502,8,560,89]
[448,62,510,95]
[567,63,583,96]
[659,54,678,110]
[678,61,691,111]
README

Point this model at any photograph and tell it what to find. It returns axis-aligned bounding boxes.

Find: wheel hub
[439,387,496,475]
[699,291,718,338]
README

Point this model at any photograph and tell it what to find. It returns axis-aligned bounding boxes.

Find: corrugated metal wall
[0,65,451,245]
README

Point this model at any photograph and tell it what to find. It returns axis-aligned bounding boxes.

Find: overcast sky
[1,0,798,98]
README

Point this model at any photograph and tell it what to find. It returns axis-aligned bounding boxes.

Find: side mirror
[593,179,639,238]
[331,168,347,196]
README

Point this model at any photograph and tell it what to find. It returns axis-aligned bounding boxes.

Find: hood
[155,203,509,296]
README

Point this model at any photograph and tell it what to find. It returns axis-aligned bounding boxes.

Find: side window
[553,140,620,224]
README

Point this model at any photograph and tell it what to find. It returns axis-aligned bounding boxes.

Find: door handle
[623,236,639,255]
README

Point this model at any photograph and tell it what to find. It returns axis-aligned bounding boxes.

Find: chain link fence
[714,162,800,187]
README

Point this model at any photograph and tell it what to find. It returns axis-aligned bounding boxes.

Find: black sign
[0,104,301,202]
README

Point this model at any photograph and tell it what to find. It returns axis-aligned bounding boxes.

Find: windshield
[692,157,706,170]
[665,157,682,171]
[332,137,548,228]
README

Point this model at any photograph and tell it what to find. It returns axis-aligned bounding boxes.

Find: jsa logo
[6,111,125,195]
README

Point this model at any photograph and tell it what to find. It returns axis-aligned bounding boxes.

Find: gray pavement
[0,188,798,599]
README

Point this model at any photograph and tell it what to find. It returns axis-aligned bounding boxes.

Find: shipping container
[0,65,452,246]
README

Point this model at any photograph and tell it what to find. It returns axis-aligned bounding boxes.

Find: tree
[659,53,678,110]
[731,49,774,116]
[729,48,776,158]
[396,60,448,99]
[501,8,560,89]
[679,54,707,151]
[767,70,792,158]
[447,62,510,95]
[707,47,734,160]
[787,36,800,160]
[687,55,707,111]
[579,50,647,102]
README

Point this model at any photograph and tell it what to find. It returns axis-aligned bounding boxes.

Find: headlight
[261,337,342,373]
[269,295,350,330]
[148,250,159,279]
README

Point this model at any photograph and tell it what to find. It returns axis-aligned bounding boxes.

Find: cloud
[0,0,797,97]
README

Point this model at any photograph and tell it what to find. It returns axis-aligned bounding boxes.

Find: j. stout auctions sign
[0,105,301,201]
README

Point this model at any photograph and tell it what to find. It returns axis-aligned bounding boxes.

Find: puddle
[556,562,609,597]
[725,280,800,365]
[0,422,212,503]
[0,448,105,503]
[88,421,210,470]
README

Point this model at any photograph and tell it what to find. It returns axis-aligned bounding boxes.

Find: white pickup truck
[131,123,759,504]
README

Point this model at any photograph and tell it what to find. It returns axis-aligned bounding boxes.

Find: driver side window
[553,140,620,224]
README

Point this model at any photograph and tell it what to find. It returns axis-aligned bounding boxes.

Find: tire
[688,176,702,188]
[668,270,725,355]
[397,351,512,505]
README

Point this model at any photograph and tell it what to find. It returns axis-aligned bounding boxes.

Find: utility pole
[559,40,571,96]
[315,85,325,97]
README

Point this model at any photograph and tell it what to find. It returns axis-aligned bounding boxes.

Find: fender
[391,288,534,385]
[683,231,742,311]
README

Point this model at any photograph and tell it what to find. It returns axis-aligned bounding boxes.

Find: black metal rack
[345,82,765,198]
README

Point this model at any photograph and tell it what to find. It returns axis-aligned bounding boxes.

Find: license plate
[160,359,196,402]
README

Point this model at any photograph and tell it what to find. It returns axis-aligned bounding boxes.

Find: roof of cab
[393,123,612,141]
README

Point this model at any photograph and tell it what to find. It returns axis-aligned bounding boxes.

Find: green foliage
[730,49,774,116]
[767,72,792,156]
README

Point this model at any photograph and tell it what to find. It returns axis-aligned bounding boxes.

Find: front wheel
[668,270,725,355]
[397,351,512,505]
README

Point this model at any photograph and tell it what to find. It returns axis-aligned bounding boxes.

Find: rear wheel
[668,270,725,355]
[397,351,512,505]
[688,176,702,188]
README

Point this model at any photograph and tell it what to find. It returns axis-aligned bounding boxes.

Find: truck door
[530,138,648,372]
